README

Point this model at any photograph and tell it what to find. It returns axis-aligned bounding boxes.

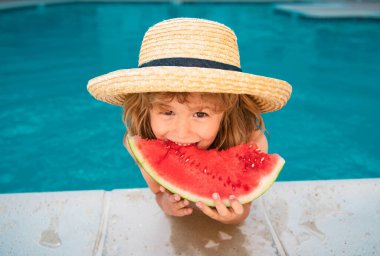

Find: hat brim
[87,66,292,113]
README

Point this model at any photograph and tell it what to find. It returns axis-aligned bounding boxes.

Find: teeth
[173,142,194,146]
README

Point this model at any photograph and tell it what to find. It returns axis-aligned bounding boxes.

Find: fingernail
[196,202,202,208]
[212,193,219,200]
[229,195,235,200]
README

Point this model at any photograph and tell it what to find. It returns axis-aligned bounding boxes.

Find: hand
[155,186,193,217]
[196,193,251,224]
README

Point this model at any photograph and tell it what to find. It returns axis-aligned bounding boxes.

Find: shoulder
[248,129,268,153]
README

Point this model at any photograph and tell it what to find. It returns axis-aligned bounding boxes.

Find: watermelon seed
[203,168,208,174]
[232,185,236,191]
[180,154,185,158]
[218,176,223,181]
[185,158,189,163]
[261,157,265,163]
[251,163,255,168]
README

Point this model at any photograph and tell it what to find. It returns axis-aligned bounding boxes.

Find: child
[87,18,292,224]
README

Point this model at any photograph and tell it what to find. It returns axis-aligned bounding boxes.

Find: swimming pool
[1,2,379,193]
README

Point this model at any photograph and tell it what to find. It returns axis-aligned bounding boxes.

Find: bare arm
[124,135,193,216]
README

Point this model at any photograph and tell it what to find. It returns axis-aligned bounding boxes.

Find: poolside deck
[0,0,300,11]
[1,0,380,20]
[1,179,379,255]
[275,2,380,19]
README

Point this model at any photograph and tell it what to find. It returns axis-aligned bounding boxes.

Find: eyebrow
[188,105,213,112]
[153,102,215,112]
[153,103,171,109]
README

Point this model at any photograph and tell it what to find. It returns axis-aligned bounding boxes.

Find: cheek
[198,117,222,140]
[150,114,166,139]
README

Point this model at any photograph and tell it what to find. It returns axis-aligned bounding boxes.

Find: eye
[194,112,209,118]
[162,111,174,116]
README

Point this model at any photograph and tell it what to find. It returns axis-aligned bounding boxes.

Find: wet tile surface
[262,179,380,256]
[102,189,279,256]
[275,3,380,19]
[0,190,105,255]
[1,179,379,255]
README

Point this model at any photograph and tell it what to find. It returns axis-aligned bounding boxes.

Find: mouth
[169,140,198,147]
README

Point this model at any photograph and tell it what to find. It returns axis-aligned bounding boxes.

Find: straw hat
[87,18,292,113]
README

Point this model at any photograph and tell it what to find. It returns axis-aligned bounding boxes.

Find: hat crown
[138,18,241,68]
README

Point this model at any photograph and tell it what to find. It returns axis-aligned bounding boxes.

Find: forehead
[151,93,223,111]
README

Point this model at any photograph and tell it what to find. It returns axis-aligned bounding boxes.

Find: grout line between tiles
[92,191,111,256]
[259,197,288,256]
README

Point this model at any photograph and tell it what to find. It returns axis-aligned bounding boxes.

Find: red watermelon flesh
[127,136,285,207]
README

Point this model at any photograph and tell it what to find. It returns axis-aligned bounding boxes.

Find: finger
[174,207,193,217]
[229,195,244,215]
[169,194,181,203]
[213,193,231,217]
[159,186,165,193]
[175,199,189,209]
[196,201,220,221]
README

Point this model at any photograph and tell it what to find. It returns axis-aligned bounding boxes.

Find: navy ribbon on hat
[138,57,242,72]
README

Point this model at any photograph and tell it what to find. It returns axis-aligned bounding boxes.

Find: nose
[173,117,192,140]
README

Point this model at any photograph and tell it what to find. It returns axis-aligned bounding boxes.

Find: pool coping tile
[275,2,380,19]
[0,190,106,255]
[0,179,379,255]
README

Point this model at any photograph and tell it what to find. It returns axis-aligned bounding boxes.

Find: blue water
[1,3,379,193]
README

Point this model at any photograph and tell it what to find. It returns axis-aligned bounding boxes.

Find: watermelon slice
[127,135,285,207]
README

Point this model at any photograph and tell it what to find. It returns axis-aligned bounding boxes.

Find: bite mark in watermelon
[127,136,285,207]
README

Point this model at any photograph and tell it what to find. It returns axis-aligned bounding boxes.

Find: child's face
[149,94,224,149]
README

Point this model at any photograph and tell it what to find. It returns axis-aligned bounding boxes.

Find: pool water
[1,3,379,193]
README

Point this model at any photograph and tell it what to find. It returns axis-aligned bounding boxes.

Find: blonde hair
[122,92,265,150]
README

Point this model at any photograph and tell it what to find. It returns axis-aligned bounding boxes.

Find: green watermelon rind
[127,135,284,207]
